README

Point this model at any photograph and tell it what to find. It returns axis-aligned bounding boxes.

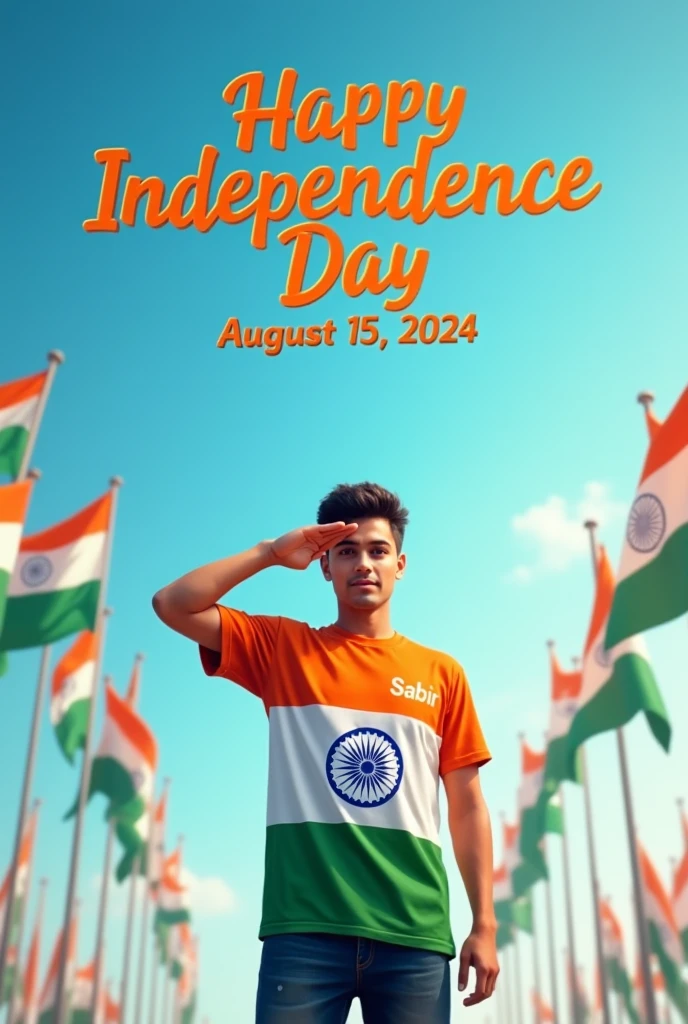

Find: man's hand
[457,924,499,1006]
[268,522,358,570]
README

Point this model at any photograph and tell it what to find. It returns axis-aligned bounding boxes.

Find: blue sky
[1,0,687,1020]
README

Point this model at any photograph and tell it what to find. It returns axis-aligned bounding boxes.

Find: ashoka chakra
[326,727,403,807]
[627,493,666,553]
[594,642,613,669]
[20,555,54,588]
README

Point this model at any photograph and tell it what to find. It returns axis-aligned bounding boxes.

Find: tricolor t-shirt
[200,607,491,958]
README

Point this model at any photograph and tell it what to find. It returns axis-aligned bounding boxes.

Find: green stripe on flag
[606,958,640,1024]
[0,426,28,481]
[648,920,688,1019]
[54,698,90,765]
[0,582,100,652]
[565,653,670,780]
[606,524,688,648]
[65,756,139,821]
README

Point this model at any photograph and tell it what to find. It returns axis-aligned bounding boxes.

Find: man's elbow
[152,588,174,624]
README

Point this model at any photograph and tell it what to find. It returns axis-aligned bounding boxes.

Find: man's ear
[395,552,407,580]
[320,551,332,580]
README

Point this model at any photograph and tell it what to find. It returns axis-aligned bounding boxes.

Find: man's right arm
[151,521,359,652]
[151,542,278,651]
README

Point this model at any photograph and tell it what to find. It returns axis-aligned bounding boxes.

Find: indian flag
[0,370,46,481]
[176,932,197,1024]
[0,490,112,653]
[599,899,639,1024]
[0,805,39,954]
[565,545,670,780]
[69,682,157,822]
[0,480,33,633]
[606,386,688,648]
[20,897,44,1024]
[544,644,583,791]
[36,914,78,1024]
[504,819,545,898]
[51,630,98,765]
[154,863,191,928]
[103,982,119,1023]
[673,847,688,961]
[519,741,564,866]
[70,961,96,1024]
[639,841,688,1019]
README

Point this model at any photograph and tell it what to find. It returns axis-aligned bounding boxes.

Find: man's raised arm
[151,521,358,650]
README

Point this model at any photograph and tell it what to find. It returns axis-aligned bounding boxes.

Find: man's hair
[317,482,409,552]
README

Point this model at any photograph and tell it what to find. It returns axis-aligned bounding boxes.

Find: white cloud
[505,482,627,583]
[182,871,236,916]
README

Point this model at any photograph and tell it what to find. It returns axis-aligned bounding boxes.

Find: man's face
[320,517,406,609]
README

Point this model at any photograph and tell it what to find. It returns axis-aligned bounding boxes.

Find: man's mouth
[350,580,378,588]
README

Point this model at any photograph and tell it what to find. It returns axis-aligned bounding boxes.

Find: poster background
[2,1,686,1020]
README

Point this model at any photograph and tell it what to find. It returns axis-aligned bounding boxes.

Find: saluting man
[153,481,499,1024]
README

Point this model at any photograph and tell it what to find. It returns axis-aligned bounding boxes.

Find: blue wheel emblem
[326,727,403,807]
[627,493,666,553]
[20,555,53,588]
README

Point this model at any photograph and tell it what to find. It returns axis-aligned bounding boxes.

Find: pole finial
[48,350,66,365]
[637,391,654,410]
[546,638,555,649]
[135,652,145,663]
[584,519,598,533]
[109,475,124,489]
[27,467,42,481]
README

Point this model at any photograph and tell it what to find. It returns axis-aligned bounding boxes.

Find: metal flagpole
[583,519,658,1024]
[568,651,611,1024]
[543,837,560,1023]
[513,926,525,1024]
[118,854,140,1024]
[5,799,42,1024]
[91,816,116,1021]
[11,876,48,1024]
[504,939,515,1024]
[119,650,146,1024]
[532,888,543,1024]
[544,677,581,1024]
[16,351,65,481]
[0,632,50,994]
[138,780,170,1024]
[161,835,184,1024]
[55,474,123,1024]
[148,933,161,1024]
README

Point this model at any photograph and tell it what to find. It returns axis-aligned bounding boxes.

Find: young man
[152,482,498,1023]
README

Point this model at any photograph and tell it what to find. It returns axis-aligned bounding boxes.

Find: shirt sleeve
[198,604,280,699]
[438,664,492,776]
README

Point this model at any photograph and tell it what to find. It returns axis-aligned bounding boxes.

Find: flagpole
[16,351,65,482]
[91,814,116,1020]
[568,652,611,1024]
[531,889,543,1024]
[118,854,140,1024]
[583,519,658,1024]
[0,630,51,994]
[504,939,515,1024]
[513,927,525,1024]
[148,936,161,1024]
[544,670,581,1024]
[5,799,41,1024]
[137,779,170,1024]
[543,838,560,1024]
[119,650,145,1024]
[13,876,48,1024]
[55,472,123,1024]
[161,835,184,1024]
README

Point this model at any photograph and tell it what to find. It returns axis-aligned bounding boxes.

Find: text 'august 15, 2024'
[216,312,479,357]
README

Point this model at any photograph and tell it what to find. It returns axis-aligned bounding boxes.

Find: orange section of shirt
[200,605,491,777]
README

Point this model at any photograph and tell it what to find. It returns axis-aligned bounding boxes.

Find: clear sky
[1,0,687,1020]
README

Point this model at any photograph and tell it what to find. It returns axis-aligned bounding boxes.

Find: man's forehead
[342,518,395,542]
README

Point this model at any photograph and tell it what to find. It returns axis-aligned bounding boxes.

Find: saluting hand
[268,522,358,571]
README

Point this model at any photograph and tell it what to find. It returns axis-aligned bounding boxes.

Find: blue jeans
[255,932,451,1023]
